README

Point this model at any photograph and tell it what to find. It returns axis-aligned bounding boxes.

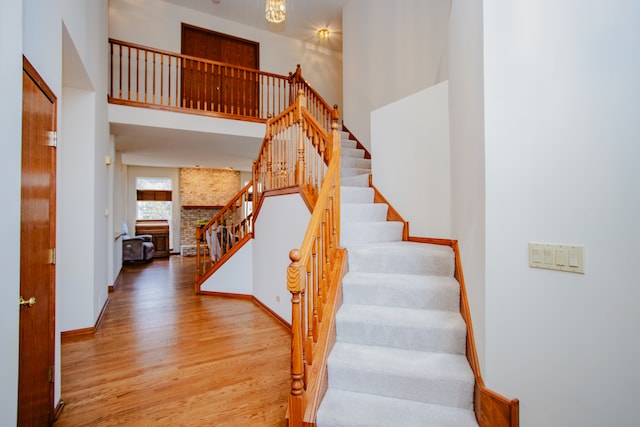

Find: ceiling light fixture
[317,28,330,40]
[265,0,286,24]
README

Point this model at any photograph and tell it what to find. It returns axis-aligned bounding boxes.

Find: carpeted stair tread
[341,167,371,178]
[341,221,404,245]
[346,241,455,276]
[327,342,475,408]
[341,139,357,150]
[342,202,389,222]
[316,389,478,427]
[336,304,467,354]
[342,147,365,159]
[342,156,372,169]
[341,173,370,187]
[342,271,460,311]
[341,186,374,203]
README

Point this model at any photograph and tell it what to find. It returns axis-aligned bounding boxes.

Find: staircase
[315,132,478,426]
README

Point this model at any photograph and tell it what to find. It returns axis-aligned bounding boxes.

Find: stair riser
[341,174,370,187]
[341,187,374,203]
[341,203,389,222]
[342,275,460,311]
[341,140,357,149]
[327,361,474,409]
[317,389,479,427]
[342,168,371,178]
[341,222,404,245]
[347,247,454,276]
[342,147,365,159]
[335,318,466,354]
[343,157,371,169]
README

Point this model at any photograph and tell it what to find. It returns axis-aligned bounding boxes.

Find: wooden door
[19,57,57,427]
[181,23,259,116]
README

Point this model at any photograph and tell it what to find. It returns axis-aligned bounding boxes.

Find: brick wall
[180,207,220,250]
[180,168,240,207]
[179,168,241,249]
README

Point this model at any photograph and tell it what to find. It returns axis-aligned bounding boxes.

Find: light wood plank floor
[56,256,290,426]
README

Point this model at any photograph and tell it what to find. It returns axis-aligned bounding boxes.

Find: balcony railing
[109,38,303,122]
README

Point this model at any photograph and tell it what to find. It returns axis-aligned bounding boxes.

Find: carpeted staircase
[315,132,479,427]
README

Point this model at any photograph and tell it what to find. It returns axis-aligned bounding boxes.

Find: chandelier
[265,0,286,24]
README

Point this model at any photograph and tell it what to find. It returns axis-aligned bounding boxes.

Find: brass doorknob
[19,296,37,307]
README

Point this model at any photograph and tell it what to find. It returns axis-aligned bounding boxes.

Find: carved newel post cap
[289,248,301,263]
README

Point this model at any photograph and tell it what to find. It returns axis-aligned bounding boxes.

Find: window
[136,177,172,221]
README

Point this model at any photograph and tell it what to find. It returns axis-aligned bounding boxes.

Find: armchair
[122,222,155,263]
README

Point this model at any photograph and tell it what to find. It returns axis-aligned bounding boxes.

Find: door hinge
[47,131,57,147]
[49,365,55,383]
[49,248,56,265]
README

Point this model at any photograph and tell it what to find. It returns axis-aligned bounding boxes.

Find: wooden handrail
[286,123,342,425]
[288,64,337,134]
[252,90,340,215]
[191,59,337,292]
[195,181,253,289]
[109,38,294,121]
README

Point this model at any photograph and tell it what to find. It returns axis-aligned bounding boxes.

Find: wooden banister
[252,90,339,216]
[195,181,253,290]
[247,79,343,426]
[288,64,337,133]
[287,123,343,425]
[196,74,338,293]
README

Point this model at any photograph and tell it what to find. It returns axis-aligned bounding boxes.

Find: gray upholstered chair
[122,222,154,263]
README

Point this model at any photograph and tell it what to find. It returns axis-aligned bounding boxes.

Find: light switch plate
[529,242,584,274]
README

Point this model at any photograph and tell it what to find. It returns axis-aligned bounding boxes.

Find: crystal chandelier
[265,0,286,24]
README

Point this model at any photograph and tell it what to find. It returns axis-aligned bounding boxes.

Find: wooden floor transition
[55,256,290,426]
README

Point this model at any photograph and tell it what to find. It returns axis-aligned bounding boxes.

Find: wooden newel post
[295,90,307,187]
[288,64,303,103]
[328,104,341,163]
[288,248,305,426]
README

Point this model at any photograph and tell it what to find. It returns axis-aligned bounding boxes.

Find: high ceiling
[113,0,347,172]
[162,0,346,53]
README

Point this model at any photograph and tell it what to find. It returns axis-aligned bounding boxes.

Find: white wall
[126,165,181,251]
[252,194,311,322]
[343,0,450,147]
[109,0,342,110]
[59,87,97,332]
[108,135,120,285]
[484,1,640,426]
[0,1,23,423]
[448,0,486,371]
[371,82,451,238]
[201,240,253,295]
[23,0,110,405]
[112,149,125,282]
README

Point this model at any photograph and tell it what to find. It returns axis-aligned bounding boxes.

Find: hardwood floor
[56,256,290,426]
